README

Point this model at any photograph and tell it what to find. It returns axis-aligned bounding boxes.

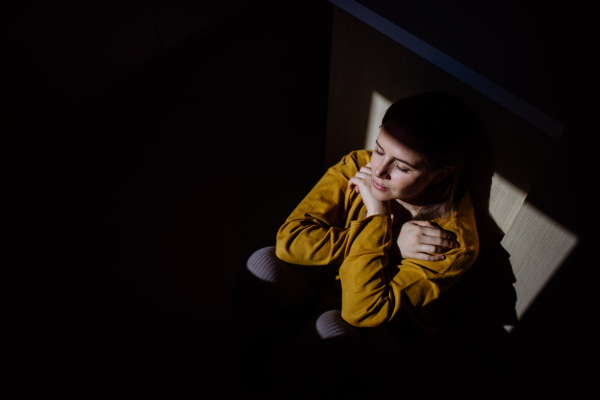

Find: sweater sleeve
[275,151,372,266]
[340,193,480,328]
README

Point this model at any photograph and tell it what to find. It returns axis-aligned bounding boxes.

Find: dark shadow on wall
[502,77,600,396]
[65,4,332,394]
[4,2,334,399]
[432,107,520,396]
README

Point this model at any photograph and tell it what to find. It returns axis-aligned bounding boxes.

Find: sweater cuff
[348,214,392,252]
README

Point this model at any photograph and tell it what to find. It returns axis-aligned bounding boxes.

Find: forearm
[276,216,369,266]
[339,215,397,327]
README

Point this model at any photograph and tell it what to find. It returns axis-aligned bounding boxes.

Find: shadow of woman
[426,108,521,396]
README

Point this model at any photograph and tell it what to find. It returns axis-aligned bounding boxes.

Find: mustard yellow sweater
[276,150,479,342]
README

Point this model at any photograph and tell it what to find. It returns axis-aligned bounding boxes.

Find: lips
[372,180,389,191]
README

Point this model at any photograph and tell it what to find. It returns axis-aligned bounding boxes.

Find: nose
[373,157,391,178]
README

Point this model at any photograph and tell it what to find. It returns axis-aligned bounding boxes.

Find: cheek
[392,174,425,193]
[370,153,382,169]
[390,172,409,188]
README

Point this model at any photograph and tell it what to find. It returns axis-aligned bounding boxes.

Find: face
[370,121,452,205]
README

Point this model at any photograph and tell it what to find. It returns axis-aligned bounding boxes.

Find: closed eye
[395,164,409,173]
[375,146,408,173]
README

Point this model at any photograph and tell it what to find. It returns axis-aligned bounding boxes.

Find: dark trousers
[231,247,407,397]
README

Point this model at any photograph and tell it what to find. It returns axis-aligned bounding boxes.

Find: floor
[65,4,332,398]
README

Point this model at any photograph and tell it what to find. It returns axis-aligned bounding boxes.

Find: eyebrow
[375,140,417,169]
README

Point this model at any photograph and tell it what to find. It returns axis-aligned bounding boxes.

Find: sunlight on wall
[488,172,528,234]
[364,91,393,150]
[502,201,579,331]
[487,174,578,331]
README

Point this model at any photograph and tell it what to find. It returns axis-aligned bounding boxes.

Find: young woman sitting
[233,92,479,395]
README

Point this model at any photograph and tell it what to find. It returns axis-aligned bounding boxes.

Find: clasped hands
[348,163,459,262]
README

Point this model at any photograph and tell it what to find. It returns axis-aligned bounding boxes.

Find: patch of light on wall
[502,201,579,332]
[364,91,392,150]
[488,172,528,234]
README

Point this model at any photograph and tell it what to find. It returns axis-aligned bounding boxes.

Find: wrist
[366,209,390,218]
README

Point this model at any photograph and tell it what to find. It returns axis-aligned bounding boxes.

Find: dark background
[354,0,600,124]
[2,0,599,398]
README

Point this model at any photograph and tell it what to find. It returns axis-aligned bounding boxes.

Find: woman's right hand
[348,163,390,218]
[395,221,460,261]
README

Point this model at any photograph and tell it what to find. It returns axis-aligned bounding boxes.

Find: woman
[234,92,479,395]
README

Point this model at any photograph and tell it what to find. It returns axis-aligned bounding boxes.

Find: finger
[437,238,459,248]
[421,244,450,254]
[351,174,372,192]
[348,176,361,186]
[412,252,446,262]
[349,177,364,192]
[353,171,370,180]
[421,227,457,240]
[420,236,459,249]
[360,166,372,174]
[410,220,436,228]
[411,221,458,241]
[424,233,459,246]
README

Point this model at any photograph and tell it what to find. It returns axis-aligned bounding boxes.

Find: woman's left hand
[348,163,390,218]
[394,220,459,261]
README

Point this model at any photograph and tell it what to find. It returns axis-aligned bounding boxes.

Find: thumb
[412,220,435,227]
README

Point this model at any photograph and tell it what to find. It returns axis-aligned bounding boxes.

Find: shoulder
[423,192,480,280]
[329,150,373,180]
[449,192,479,258]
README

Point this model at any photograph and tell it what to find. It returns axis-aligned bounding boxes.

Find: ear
[430,166,453,184]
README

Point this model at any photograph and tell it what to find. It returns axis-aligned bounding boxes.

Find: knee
[314,310,361,343]
[246,246,281,283]
[313,310,401,354]
[246,246,322,303]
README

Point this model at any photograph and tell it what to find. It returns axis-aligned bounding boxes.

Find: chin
[371,186,394,201]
